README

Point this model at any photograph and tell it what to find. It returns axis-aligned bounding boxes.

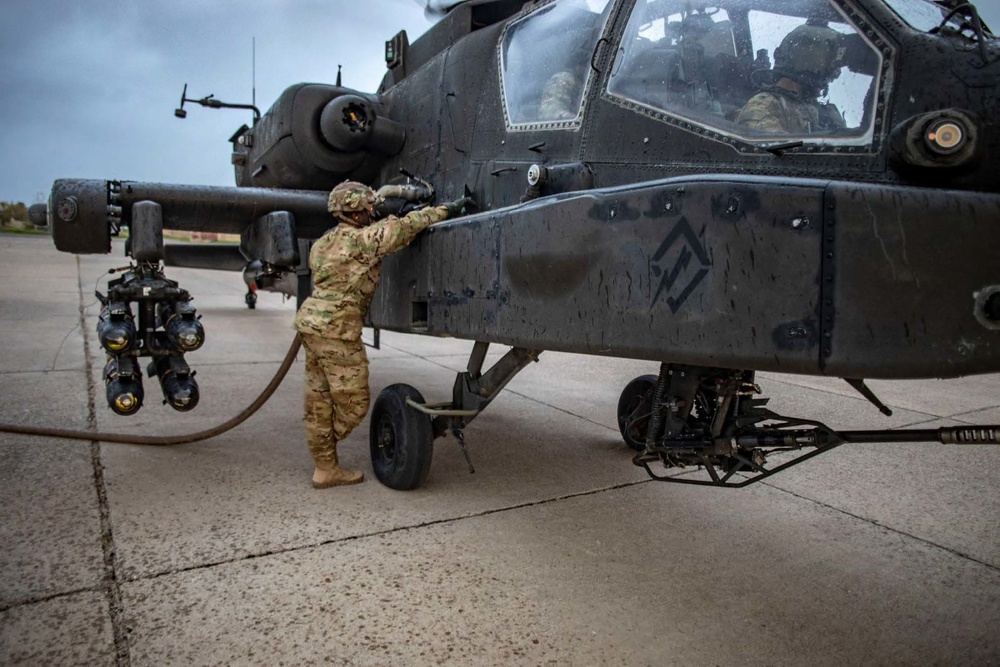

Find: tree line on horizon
[0,201,29,227]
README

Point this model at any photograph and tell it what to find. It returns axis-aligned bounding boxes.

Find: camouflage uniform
[539,70,580,121]
[736,22,847,135]
[294,187,449,464]
[736,89,845,135]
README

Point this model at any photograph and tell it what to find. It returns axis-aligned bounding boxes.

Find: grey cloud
[0,0,430,201]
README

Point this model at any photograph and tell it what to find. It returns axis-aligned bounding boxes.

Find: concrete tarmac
[1,233,999,666]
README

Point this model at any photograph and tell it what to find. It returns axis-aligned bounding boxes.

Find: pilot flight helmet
[328,180,377,226]
[773,22,845,90]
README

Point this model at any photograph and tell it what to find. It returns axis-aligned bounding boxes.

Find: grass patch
[0,226,49,236]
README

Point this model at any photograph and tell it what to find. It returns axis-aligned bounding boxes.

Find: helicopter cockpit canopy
[500,0,615,129]
[883,0,994,35]
[606,0,887,149]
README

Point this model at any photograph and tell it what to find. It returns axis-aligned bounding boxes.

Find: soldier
[539,69,582,121]
[294,181,472,488]
[735,21,847,135]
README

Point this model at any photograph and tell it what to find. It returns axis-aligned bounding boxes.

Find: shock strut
[644,363,672,452]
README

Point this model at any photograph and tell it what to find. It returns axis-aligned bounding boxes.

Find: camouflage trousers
[301,333,370,464]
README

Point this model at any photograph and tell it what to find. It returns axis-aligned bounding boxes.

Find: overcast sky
[0,0,432,203]
[1,1,997,204]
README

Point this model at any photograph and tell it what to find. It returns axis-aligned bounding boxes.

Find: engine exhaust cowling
[233,84,406,191]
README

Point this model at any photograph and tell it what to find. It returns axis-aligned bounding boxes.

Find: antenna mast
[252,37,256,121]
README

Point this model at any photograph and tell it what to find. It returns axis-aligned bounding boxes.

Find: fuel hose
[0,335,302,446]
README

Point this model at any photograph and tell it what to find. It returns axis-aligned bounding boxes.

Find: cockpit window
[883,0,953,31]
[500,0,614,130]
[884,0,992,35]
[606,0,887,149]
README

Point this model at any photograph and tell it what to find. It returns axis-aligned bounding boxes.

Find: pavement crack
[948,405,1000,421]
[49,320,81,371]
[78,256,132,667]
[0,585,103,614]
[759,479,1000,573]
[0,368,85,377]
[129,478,654,584]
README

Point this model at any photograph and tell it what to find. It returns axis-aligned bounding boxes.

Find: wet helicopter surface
[45,0,1000,489]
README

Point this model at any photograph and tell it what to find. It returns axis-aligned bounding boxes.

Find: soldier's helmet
[328,181,377,225]
[773,22,845,89]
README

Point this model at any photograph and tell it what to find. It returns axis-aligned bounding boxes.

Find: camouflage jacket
[294,205,449,340]
[539,70,580,121]
[735,89,845,135]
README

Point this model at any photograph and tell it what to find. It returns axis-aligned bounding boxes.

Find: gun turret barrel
[50,179,332,254]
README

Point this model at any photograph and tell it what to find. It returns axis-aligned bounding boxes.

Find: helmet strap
[336,211,370,228]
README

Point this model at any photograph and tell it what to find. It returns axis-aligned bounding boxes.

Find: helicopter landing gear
[245,284,257,309]
[616,374,658,451]
[369,384,434,490]
[368,343,541,490]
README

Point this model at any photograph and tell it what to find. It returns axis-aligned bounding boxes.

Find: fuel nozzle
[150,355,200,412]
[158,301,205,352]
[97,302,137,354]
[103,355,144,416]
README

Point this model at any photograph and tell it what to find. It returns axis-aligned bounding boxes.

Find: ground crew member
[294,181,472,488]
[736,21,847,135]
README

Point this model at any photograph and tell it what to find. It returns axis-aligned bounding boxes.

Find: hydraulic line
[644,362,670,452]
[0,335,302,446]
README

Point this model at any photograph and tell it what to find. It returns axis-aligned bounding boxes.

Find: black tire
[369,384,434,490]
[245,291,257,309]
[617,374,658,451]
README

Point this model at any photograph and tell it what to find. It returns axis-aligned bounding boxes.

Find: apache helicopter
[47,0,1000,490]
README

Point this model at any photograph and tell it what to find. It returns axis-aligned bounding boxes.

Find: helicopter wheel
[370,384,434,490]
[617,374,658,451]
[245,290,257,310]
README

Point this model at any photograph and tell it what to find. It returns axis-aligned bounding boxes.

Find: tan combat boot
[312,453,364,489]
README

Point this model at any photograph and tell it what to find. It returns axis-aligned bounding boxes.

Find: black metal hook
[591,37,610,74]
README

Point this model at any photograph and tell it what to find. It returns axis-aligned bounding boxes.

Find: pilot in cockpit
[537,32,594,121]
[534,0,612,121]
[539,66,584,121]
[736,20,847,135]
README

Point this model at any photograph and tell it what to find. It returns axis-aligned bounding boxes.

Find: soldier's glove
[442,197,475,218]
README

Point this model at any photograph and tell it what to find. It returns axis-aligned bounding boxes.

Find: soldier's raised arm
[362,197,474,260]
